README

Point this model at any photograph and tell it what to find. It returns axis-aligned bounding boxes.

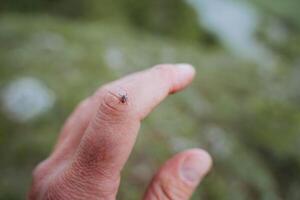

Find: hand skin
[28,64,212,200]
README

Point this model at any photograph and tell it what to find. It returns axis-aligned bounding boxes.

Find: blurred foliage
[253,0,300,29]
[0,0,300,200]
[0,0,206,42]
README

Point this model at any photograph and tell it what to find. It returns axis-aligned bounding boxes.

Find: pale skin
[28,64,212,200]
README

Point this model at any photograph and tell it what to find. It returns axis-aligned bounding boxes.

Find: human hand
[28,64,212,200]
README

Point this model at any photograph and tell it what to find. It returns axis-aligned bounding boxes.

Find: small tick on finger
[118,90,128,104]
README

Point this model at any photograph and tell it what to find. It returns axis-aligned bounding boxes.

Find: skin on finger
[60,64,196,198]
[50,63,195,163]
[106,63,196,120]
[143,149,212,200]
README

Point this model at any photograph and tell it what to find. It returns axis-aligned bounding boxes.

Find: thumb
[143,149,212,200]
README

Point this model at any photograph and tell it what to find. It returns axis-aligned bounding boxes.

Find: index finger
[99,63,195,119]
[66,64,195,195]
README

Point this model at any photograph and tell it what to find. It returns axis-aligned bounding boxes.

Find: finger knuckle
[29,160,52,199]
[96,87,130,119]
[55,167,120,199]
[150,178,180,200]
[32,159,50,180]
[148,170,193,200]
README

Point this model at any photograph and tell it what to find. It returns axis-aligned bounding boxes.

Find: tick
[118,90,128,104]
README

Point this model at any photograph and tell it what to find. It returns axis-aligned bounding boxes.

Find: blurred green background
[0,0,300,199]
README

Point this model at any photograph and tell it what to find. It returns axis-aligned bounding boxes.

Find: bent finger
[144,149,212,200]
[65,64,195,198]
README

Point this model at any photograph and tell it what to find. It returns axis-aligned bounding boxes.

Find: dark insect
[118,91,128,104]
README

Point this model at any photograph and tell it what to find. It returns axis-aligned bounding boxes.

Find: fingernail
[175,63,195,77]
[180,151,209,183]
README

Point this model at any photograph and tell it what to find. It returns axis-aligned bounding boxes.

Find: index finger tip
[172,63,196,92]
[175,63,196,77]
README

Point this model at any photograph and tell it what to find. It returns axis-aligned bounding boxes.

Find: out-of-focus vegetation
[0,0,300,199]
